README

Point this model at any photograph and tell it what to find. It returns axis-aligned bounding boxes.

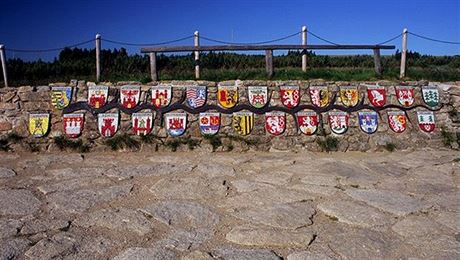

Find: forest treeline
[3,47,460,85]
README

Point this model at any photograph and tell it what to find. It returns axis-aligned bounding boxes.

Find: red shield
[265,112,286,136]
[387,111,407,133]
[151,86,172,108]
[367,85,386,107]
[63,114,84,138]
[132,112,153,135]
[297,111,318,135]
[417,111,436,133]
[120,85,140,109]
[395,87,415,107]
[280,86,300,108]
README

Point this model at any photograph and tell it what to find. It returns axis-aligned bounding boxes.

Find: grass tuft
[317,136,339,152]
[104,134,140,151]
[384,143,397,152]
[53,136,91,153]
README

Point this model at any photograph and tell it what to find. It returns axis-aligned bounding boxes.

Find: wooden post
[373,49,383,75]
[265,49,273,78]
[0,45,7,88]
[302,26,308,72]
[194,31,200,79]
[399,28,408,79]
[149,52,158,81]
[96,33,101,82]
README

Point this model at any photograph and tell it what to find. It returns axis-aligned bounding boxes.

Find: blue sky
[0,0,458,60]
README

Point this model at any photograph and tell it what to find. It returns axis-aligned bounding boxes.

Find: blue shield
[358,112,378,134]
[186,86,207,108]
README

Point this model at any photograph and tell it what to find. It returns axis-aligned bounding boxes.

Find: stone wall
[1,80,459,152]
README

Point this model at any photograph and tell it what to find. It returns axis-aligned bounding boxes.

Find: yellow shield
[232,112,254,136]
[218,86,238,108]
[339,86,359,107]
[29,113,50,137]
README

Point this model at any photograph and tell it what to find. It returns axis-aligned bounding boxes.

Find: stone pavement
[0,149,459,259]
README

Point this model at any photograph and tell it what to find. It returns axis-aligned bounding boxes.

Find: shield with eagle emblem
[88,86,108,109]
[339,86,359,107]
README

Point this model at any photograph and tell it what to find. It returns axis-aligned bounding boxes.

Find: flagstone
[0,238,30,260]
[226,225,314,248]
[286,251,332,260]
[318,200,392,228]
[182,251,213,260]
[230,179,274,193]
[435,211,460,232]
[74,208,152,236]
[149,177,227,200]
[0,189,41,216]
[113,247,175,260]
[212,248,281,260]
[155,229,213,252]
[46,184,133,214]
[0,167,16,178]
[232,201,315,229]
[345,189,429,216]
[140,201,219,229]
[0,219,21,238]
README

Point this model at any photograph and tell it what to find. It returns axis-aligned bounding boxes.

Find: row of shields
[50,84,441,111]
[28,109,436,138]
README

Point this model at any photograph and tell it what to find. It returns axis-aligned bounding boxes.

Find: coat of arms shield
[421,86,440,108]
[248,86,268,108]
[29,113,50,137]
[218,85,238,108]
[199,112,220,135]
[120,85,140,109]
[417,111,436,133]
[232,111,254,136]
[309,86,329,108]
[165,113,187,137]
[63,113,84,138]
[151,86,172,108]
[328,112,349,134]
[88,86,108,109]
[132,112,153,135]
[98,113,119,137]
[366,85,386,107]
[297,111,318,135]
[387,111,407,133]
[51,86,72,110]
[339,86,359,107]
[358,111,378,134]
[186,86,207,108]
[280,86,300,108]
[265,111,286,136]
[395,86,415,107]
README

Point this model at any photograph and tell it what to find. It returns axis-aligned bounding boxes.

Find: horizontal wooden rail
[141,44,395,53]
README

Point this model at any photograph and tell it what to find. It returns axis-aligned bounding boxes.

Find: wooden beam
[400,28,408,79]
[141,44,395,53]
[0,45,7,88]
[95,34,101,82]
[373,49,382,75]
[265,50,273,78]
[302,26,307,72]
[194,31,200,79]
[149,52,158,81]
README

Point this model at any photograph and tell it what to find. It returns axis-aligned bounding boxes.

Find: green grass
[53,136,91,153]
[384,143,397,152]
[104,133,140,151]
[0,133,24,152]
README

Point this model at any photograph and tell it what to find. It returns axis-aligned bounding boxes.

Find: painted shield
[132,112,153,135]
[297,111,318,135]
[280,86,300,108]
[88,86,108,109]
[265,112,286,136]
[120,85,140,109]
[339,86,359,107]
[309,86,330,108]
[417,111,436,133]
[165,113,187,137]
[199,112,220,135]
[248,86,268,108]
[232,111,254,136]
[395,86,415,107]
[358,111,378,134]
[328,112,349,134]
[51,86,72,110]
[151,86,172,108]
[186,86,207,108]
[98,113,119,138]
[29,113,50,137]
[63,113,84,138]
[387,111,407,133]
[422,86,440,108]
[366,85,386,107]
[218,85,238,108]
